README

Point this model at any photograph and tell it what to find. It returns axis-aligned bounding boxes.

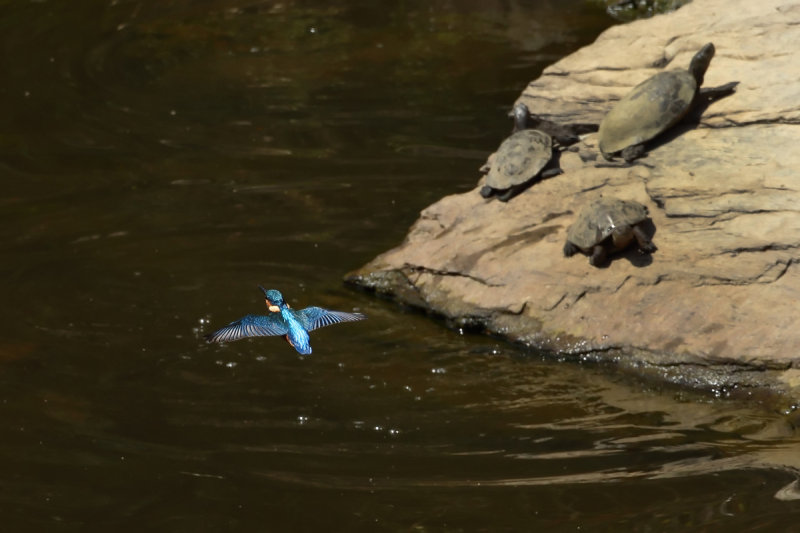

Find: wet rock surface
[347,0,800,397]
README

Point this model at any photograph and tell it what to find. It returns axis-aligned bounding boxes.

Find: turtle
[479,104,562,202]
[563,197,656,266]
[598,42,737,162]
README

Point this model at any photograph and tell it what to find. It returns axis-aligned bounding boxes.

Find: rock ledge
[347,0,800,400]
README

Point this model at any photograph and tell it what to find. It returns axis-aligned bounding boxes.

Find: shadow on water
[1,0,800,530]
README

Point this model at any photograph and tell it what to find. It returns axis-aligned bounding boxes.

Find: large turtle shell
[598,69,696,156]
[567,197,649,251]
[485,129,552,190]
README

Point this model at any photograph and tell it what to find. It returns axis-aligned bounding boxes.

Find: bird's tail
[285,335,312,355]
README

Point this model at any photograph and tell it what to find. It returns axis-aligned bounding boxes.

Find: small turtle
[563,197,656,266]
[598,42,736,162]
[479,104,561,202]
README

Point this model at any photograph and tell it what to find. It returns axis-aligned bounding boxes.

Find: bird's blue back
[282,308,312,354]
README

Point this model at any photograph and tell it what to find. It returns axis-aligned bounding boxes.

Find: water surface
[1,0,799,530]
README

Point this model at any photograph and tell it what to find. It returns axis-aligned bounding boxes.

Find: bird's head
[258,286,285,313]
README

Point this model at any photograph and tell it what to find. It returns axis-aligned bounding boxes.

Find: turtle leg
[690,82,739,122]
[621,144,646,162]
[497,188,516,202]
[588,245,608,267]
[498,182,531,202]
[540,168,563,179]
[698,81,738,100]
[632,225,657,253]
[563,241,580,257]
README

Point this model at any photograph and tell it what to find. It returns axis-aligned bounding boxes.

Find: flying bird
[204,286,366,354]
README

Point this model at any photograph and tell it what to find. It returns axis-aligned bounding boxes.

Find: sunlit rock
[347,0,800,398]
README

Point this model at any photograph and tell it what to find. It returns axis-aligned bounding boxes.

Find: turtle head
[258,286,285,312]
[688,42,715,86]
[511,102,529,132]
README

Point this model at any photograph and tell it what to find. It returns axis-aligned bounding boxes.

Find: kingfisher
[204,286,366,355]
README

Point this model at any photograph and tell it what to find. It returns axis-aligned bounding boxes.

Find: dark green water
[2,0,799,530]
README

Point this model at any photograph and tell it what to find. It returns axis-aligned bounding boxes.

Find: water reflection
[1,0,799,530]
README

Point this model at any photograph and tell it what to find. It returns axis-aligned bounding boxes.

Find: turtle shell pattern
[485,129,552,190]
[598,69,696,156]
[567,197,649,252]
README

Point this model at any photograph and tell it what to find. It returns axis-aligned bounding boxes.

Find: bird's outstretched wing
[298,307,366,332]
[205,314,289,343]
